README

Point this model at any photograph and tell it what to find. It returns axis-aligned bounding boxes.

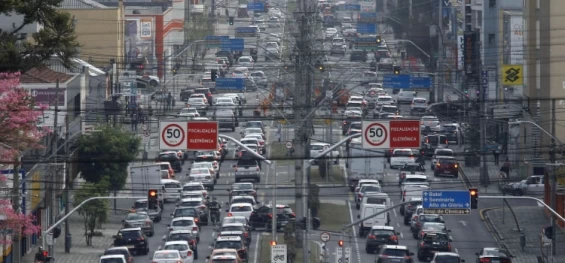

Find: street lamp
[508,120,563,146]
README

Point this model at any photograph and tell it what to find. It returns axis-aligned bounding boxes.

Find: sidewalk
[458,149,509,194]
[483,206,565,263]
[21,177,123,263]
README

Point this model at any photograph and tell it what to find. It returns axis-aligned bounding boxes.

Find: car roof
[359,179,379,183]
[370,225,395,230]
[172,217,196,221]
[216,235,243,241]
[232,195,254,199]
[381,245,408,250]
[183,182,204,186]
[222,223,245,227]
[106,246,129,252]
[230,203,253,207]
[169,230,193,234]
[180,198,203,202]
[161,178,181,184]
[433,252,461,257]
[119,227,142,232]
[100,255,127,259]
[404,174,428,179]
[155,250,181,256]
[311,142,330,146]
[165,240,190,246]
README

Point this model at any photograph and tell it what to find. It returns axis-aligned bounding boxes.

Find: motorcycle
[210,210,220,225]
[296,217,321,230]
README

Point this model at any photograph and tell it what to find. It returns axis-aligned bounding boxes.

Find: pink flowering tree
[0,72,47,243]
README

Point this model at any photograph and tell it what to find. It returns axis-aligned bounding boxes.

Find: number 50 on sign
[362,121,390,148]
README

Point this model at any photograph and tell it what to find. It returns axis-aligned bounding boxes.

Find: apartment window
[536,20,540,49]
[536,60,540,90]
[489,0,496,8]
[488,34,495,45]
[477,11,482,27]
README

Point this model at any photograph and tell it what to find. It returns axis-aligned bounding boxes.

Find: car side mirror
[162,236,166,241]
[170,213,174,217]
[206,256,211,260]
[357,215,360,219]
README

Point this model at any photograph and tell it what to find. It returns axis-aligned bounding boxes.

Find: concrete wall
[0,13,42,36]
[65,8,124,69]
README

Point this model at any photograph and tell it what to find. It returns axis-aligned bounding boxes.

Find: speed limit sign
[362,121,390,149]
[159,122,186,150]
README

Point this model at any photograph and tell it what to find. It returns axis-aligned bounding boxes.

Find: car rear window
[350,123,362,129]
[440,159,457,164]
[172,220,194,226]
[119,230,140,239]
[101,259,125,263]
[414,99,427,104]
[180,201,201,207]
[361,186,381,192]
[174,208,197,217]
[215,241,243,249]
[183,185,203,191]
[169,233,193,241]
[393,150,413,157]
[435,150,453,156]
[370,229,394,237]
[419,215,442,222]
[366,197,388,205]
[165,244,189,251]
[222,226,245,232]
[165,182,181,189]
[104,249,129,257]
[195,89,210,94]
[231,206,252,212]
[382,248,409,257]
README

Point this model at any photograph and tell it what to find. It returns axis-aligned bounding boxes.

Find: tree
[0,0,80,72]
[76,124,140,191]
[0,72,46,243]
[73,177,109,246]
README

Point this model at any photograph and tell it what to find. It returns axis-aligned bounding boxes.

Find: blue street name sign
[422,190,471,215]
[411,76,432,88]
[356,23,376,34]
[215,78,245,91]
[235,27,257,38]
[359,12,378,23]
[355,37,378,50]
[220,38,245,51]
[205,35,229,48]
[247,2,265,11]
[383,74,410,88]
[343,4,361,10]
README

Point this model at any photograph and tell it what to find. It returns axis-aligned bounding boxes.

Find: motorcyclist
[208,197,222,224]
[35,246,46,262]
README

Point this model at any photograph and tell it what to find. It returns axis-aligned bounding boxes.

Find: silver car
[123,212,154,236]
[152,250,187,263]
[189,168,215,189]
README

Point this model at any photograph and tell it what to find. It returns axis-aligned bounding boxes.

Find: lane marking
[252,232,260,263]
[455,248,459,254]
[347,201,362,263]
[399,232,403,238]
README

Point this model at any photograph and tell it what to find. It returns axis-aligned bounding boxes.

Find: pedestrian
[131,110,139,132]
[166,92,173,111]
[500,158,511,178]
[225,8,229,17]
[493,149,500,165]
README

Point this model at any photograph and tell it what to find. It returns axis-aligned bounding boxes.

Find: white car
[178,107,200,117]
[99,255,126,263]
[240,137,263,154]
[163,241,194,263]
[420,116,441,131]
[231,69,247,78]
[376,95,394,106]
[188,169,215,189]
[390,149,416,169]
[238,56,254,68]
[400,174,429,190]
[181,182,208,198]
[227,203,254,219]
[430,252,463,263]
[309,142,340,164]
[152,250,189,263]
[348,96,366,104]
[325,28,338,39]
[245,133,266,146]
[396,89,416,104]
[332,37,347,48]
[410,97,428,113]
[167,217,200,239]
[242,127,264,138]
[162,179,182,202]
[214,97,236,105]
[355,179,381,193]
[191,162,218,178]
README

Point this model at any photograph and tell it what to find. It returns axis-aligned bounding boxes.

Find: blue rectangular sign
[383,74,410,88]
[215,78,245,90]
[236,27,257,33]
[411,76,432,88]
[205,35,229,48]
[220,38,245,51]
[356,23,376,34]
[343,4,361,10]
[359,12,378,23]
[422,190,471,209]
[247,2,265,11]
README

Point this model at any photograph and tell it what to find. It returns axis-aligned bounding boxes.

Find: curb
[481,207,511,253]
[459,166,473,188]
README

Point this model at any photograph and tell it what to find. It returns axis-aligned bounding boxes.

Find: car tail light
[256,166,260,171]
[400,172,406,178]
[404,256,411,260]
[419,242,425,248]
[416,222,421,228]
[192,226,198,231]
[195,218,200,223]
[403,191,406,198]
[367,234,376,240]
[501,259,512,263]
[169,227,174,231]
[436,163,441,167]
[447,243,452,251]
[420,231,424,237]
[454,164,459,168]
[207,92,212,97]
[187,251,193,257]
[244,232,249,237]
[234,165,238,170]
[291,212,296,217]
[138,236,145,241]
[343,121,346,125]
[228,212,233,217]
[189,240,196,245]
[380,255,388,259]
[145,220,152,226]
[390,235,398,241]
[176,261,183,263]
[267,213,273,218]
[479,258,491,263]
[199,205,206,210]
[202,192,207,197]
[151,261,158,263]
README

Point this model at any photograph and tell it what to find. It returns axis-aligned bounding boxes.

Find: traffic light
[228,17,234,25]
[270,240,277,246]
[393,66,401,75]
[338,240,344,247]
[172,68,177,75]
[148,189,158,209]
[376,35,382,44]
[211,69,218,81]
[283,65,289,70]
[318,65,324,72]
[469,188,478,209]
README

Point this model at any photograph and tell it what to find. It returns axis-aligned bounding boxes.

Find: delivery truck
[129,164,164,221]
[346,137,386,191]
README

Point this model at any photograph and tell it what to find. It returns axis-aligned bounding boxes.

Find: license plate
[491,260,500,263]
[127,245,135,249]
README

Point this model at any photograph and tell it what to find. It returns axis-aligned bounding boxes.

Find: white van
[402,184,429,202]
[162,179,182,202]
[360,193,391,211]
[357,204,389,237]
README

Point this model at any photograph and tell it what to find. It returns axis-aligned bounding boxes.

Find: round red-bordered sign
[364,123,388,147]
[161,123,185,148]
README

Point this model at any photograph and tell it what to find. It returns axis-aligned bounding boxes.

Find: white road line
[400,232,403,238]
[347,201,362,263]
[252,232,260,263]
[455,248,459,254]
[396,222,400,227]
[391,201,397,217]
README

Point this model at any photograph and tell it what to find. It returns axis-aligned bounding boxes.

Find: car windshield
[422,222,446,232]
[394,150,412,157]
[188,98,203,104]
[239,58,251,62]
[433,255,460,263]
[183,185,202,191]
[378,97,392,102]
[165,244,189,251]
[222,226,244,232]
[215,241,243,249]
[414,99,427,104]
[126,213,148,220]
[442,125,458,131]
[245,128,262,134]
[424,234,449,242]
[180,201,201,207]
[172,220,194,226]
[350,123,362,129]
[370,229,393,237]
[169,233,193,241]
[381,107,397,113]
[101,259,126,263]
[223,217,247,225]
[231,206,252,212]
[175,208,197,217]
[436,150,453,156]
[118,230,140,239]
[382,249,409,257]
[310,145,324,151]
[154,252,181,259]
[361,186,381,193]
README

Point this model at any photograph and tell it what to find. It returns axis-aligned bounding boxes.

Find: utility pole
[64,116,71,253]
[11,152,22,263]
[437,0,443,101]
[550,98,557,256]
[49,80,60,257]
